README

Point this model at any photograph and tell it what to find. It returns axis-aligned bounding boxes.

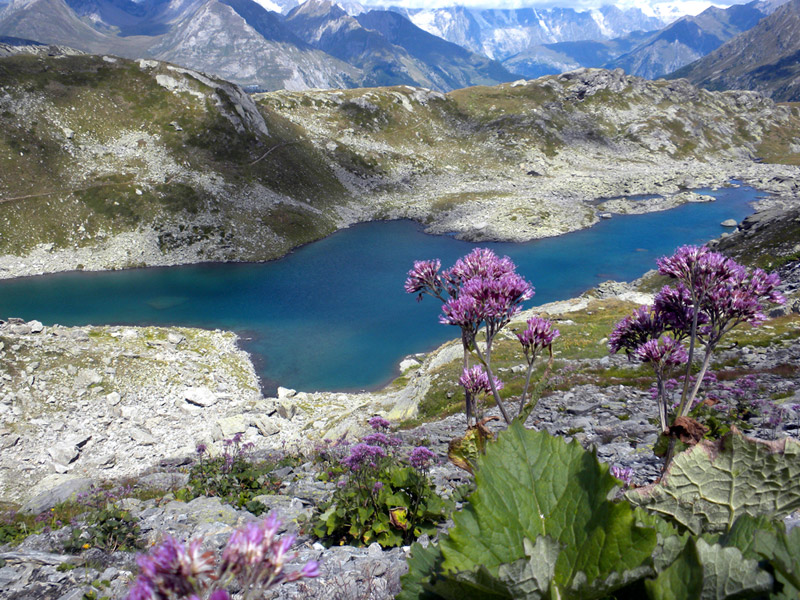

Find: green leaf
[753,524,800,595]
[415,423,657,599]
[694,538,773,599]
[399,542,444,600]
[627,431,800,534]
[496,536,560,599]
[645,537,703,600]
[718,514,780,560]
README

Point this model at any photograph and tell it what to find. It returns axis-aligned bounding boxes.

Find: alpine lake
[0,185,762,394]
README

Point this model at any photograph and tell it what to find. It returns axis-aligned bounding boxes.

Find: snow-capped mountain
[390,4,666,61]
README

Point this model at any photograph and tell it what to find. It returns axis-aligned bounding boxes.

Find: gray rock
[137,471,189,491]
[130,427,156,446]
[214,415,248,439]
[48,443,79,467]
[721,218,738,227]
[28,320,44,333]
[277,387,297,400]
[20,476,94,514]
[73,369,102,390]
[252,415,280,437]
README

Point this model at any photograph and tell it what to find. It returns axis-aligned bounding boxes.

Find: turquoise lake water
[0,185,761,393]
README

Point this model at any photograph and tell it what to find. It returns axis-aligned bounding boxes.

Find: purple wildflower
[610,465,634,486]
[635,336,688,367]
[459,365,503,396]
[517,317,559,361]
[196,444,207,455]
[368,416,391,431]
[341,443,387,472]
[362,432,390,447]
[372,481,384,494]
[608,305,665,357]
[409,446,436,471]
[404,259,443,301]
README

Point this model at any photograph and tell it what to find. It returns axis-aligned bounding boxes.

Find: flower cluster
[611,245,785,443]
[341,443,387,472]
[634,335,688,367]
[409,446,436,471]
[406,248,536,424]
[313,423,447,548]
[459,364,503,396]
[404,259,443,301]
[126,515,318,600]
[517,317,560,359]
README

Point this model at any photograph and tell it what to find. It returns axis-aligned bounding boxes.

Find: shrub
[63,484,142,553]
[175,435,282,514]
[313,417,450,548]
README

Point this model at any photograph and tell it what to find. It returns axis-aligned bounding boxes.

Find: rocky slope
[2,55,800,280]
[0,274,797,598]
[669,0,800,102]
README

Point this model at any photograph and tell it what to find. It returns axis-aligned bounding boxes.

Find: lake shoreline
[0,159,798,282]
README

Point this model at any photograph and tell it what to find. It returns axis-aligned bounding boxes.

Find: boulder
[214,415,248,440]
[20,475,94,514]
[183,387,218,408]
[721,219,738,227]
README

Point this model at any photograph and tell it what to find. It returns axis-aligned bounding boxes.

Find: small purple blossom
[404,259,443,301]
[517,317,560,360]
[610,465,634,486]
[409,446,436,471]
[341,443,387,472]
[634,335,688,367]
[127,514,317,600]
[372,481,384,494]
[459,365,503,396]
[196,444,207,455]
[368,416,391,431]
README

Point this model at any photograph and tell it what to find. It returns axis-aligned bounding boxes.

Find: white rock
[399,358,420,372]
[277,387,297,400]
[721,219,738,227]
[130,427,156,446]
[48,443,78,467]
[183,386,218,407]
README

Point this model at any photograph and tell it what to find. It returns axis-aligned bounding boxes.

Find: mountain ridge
[669,0,800,101]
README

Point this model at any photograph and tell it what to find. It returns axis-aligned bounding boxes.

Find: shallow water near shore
[0,186,760,393]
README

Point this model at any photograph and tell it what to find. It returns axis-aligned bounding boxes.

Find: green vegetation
[401,424,800,599]
[312,421,450,548]
[174,437,288,515]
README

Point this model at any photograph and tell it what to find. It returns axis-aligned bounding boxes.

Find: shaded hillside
[608,0,769,79]
[283,0,514,90]
[670,0,800,102]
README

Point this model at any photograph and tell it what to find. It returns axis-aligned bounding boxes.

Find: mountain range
[1,0,798,98]
[607,0,779,79]
[0,0,517,91]
[670,0,800,101]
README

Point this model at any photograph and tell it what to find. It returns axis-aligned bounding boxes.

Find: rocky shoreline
[0,159,797,281]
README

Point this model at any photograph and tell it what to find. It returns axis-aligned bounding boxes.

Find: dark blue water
[0,186,760,393]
